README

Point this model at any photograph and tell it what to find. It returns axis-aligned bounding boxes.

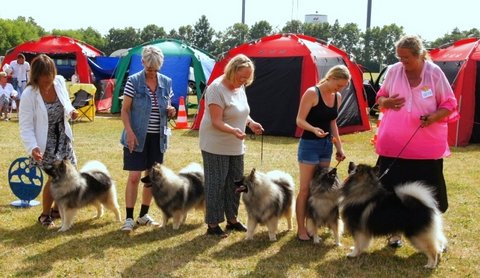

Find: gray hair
[142,46,164,70]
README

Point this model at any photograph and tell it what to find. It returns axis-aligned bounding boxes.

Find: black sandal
[38,214,55,227]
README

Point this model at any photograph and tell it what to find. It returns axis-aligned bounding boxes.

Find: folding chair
[69,83,96,122]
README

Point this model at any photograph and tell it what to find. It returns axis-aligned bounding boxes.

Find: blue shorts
[297,138,333,164]
[123,133,164,171]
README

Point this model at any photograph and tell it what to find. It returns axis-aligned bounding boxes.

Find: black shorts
[123,133,164,171]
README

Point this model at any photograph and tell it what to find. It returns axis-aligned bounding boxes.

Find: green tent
[111,39,215,113]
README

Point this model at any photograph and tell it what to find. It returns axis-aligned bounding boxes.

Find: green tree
[140,24,166,43]
[192,15,215,51]
[430,27,480,48]
[219,23,249,54]
[178,25,194,43]
[281,20,303,33]
[0,17,44,56]
[248,20,273,40]
[50,27,106,52]
[303,22,330,41]
[334,23,362,62]
[358,24,404,71]
[104,27,140,56]
[167,29,179,40]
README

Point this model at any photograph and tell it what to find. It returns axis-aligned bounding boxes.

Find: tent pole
[455,95,462,147]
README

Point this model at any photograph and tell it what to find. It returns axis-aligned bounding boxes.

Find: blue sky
[1,0,478,41]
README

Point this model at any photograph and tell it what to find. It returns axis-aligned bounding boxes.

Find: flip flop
[297,234,311,241]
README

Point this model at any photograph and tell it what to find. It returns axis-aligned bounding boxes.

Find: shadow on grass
[12,223,201,277]
[0,215,123,246]
[122,233,214,276]
[234,234,335,278]
[315,246,436,277]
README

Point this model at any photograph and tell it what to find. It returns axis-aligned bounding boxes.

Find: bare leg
[125,171,141,213]
[42,178,54,215]
[296,163,315,240]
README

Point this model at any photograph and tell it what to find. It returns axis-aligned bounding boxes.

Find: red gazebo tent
[430,38,480,146]
[2,35,103,83]
[192,33,370,137]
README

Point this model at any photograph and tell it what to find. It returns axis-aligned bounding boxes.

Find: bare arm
[120,96,138,152]
[209,104,246,140]
[330,93,345,161]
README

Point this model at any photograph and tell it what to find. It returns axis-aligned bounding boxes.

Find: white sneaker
[121,218,135,231]
[136,214,160,226]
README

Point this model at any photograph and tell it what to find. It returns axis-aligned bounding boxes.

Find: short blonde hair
[224,54,255,86]
[0,71,7,78]
[319,65,351,85]
[395,35,427,59]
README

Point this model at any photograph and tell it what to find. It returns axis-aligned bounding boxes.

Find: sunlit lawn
[0,114,478,277]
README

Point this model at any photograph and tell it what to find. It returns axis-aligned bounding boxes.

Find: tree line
[1,16,479,71]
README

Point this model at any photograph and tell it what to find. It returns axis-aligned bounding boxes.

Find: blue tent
[111,39,215,113]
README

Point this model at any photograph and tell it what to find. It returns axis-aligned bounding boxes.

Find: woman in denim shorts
[295,65,350,241]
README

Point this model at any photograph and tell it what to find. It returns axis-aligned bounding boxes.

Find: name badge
[421,87,433,99]
[164,127,172,136]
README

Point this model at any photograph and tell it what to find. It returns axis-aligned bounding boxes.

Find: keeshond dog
[341,162,447,268]
[45,160,121,232]
[306,166,344,245]
[141,162,205,229]
[236,168,295,241]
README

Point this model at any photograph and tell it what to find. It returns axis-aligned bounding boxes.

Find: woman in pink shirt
[375,35,457,247]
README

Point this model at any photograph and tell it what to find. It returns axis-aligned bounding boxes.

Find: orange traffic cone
[370,108,384,145]
[175,96,189,129]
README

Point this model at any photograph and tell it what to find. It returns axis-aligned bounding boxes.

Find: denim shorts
[123,133,164,171]
[297,138,333,164]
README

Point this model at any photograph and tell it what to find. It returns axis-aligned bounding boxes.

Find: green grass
[0,115,479,277]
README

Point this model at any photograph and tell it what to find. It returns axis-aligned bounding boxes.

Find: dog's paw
[57,227,70,232]
[424,263,437,269]
[347,248,359,257]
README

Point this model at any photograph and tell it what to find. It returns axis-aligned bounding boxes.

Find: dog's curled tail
[80,160,110,176]
[395,181,438,211]
[267,170,295,190]
[179,162,203,174]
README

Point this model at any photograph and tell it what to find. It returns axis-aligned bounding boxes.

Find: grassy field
[0,115,479,277]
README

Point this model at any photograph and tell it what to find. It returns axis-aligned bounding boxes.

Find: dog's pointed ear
[248,168,256,180]
[348,162,356,174]
[329,167,337,175]
[141,175,151,184]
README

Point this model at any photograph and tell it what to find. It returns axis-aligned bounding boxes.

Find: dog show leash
[378,124,423,181]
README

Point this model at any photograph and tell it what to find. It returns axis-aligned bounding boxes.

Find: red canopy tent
[192,33,370,137]
[430,38,480,146]
[2,35,103,83]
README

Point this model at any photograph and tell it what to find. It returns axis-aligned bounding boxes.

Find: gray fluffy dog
[141,162,205,229]
[306,166,344,245]
[45,160,121,232]
[236,168,295,241]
